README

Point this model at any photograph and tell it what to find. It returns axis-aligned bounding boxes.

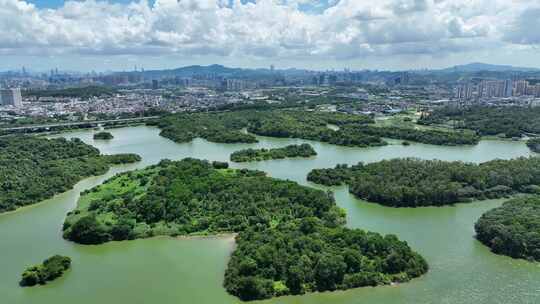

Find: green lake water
[1,126,539,304]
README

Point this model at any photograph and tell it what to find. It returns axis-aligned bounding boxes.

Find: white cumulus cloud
[0,0,538,64]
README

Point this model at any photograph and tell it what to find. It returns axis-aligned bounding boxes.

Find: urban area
[2,63,540,130]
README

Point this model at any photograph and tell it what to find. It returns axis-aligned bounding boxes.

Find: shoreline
[0,162,139,218]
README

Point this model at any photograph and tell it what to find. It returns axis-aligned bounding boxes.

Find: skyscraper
[504,80,513,97]
[0,88,23,107]
[515,80,529,96]
[456,83,474,100]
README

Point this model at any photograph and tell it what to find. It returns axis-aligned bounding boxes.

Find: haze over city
[2,0,540,71]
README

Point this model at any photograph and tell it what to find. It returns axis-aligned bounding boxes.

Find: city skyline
[3,61,540,75]
[2,0,540,72]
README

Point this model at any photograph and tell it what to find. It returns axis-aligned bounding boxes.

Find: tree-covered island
[93,131,114,140]
[308,157,540,207]
[20,255,72,287]
[63,158,428,301]
[0,135,141,213]
[230,144,317,162]
[475,196,540,261]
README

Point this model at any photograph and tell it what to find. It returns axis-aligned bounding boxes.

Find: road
[1,116,159,132]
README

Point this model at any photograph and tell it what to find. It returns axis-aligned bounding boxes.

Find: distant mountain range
[109,62,540,78]
[144,64,243,77]
[438,62,540,73]
[141,64,283,79]
[4,62,539,76]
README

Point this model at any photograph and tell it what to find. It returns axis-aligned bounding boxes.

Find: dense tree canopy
[475,196,540,261]
[225,219,428,301]
[419,106,540,138]
[246,111,385,148]
[63,158,427,300]
[154,109,482,148]
[230,144,317,162]
[153,110,378,146]
[308,157,540,207]
[63,158,343,243]
[20,255,71,287]
[361,125,480,146]
[0,135,141,213]
[93,131,114,140]
[152,112,258,144]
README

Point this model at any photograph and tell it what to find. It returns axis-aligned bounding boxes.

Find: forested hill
[153,110,476,147]
[308,157,540,207]
[63,158,428,301]
[0,135,141,213]
[475,196,540,261]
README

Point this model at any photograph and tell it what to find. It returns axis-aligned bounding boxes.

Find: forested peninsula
[151,110,477,147]
[361,125,479,146]
[0,135,141,213]
[230,144,317,162]
[63,158,428,301]
[419,106,540,138]
[475,196,540,261]
[308,157,540,207]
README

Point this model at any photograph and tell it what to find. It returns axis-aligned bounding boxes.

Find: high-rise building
[456,83,474,100]
[477,81,486,99]
[504,80,513,97]
[225,79,247,91]
[533,85,540,98]
[515,80,529,96]
[0,88,23,107]
[489,81,504,97]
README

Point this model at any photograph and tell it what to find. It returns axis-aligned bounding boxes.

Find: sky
[1,0,540,72]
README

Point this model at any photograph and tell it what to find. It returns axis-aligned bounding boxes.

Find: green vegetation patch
[0,135,141,213]
[154,109,481,148]
[246,111,385,148]
[419,106,540,138]
[230,144,317,162]
[93,131,114,140]
[374,113,480,145]
[475,196,540,261]
[152,112,258,144]
[152,110,385,147]
[361,125,479,146]
[308,157,540,207]
[20,255,71,287]
[63,158,427,300]
[224,220,428,301]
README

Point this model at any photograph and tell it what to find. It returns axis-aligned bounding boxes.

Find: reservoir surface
[1,125,538,304]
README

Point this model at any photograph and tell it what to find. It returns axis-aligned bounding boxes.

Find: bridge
[1,116,160,133]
